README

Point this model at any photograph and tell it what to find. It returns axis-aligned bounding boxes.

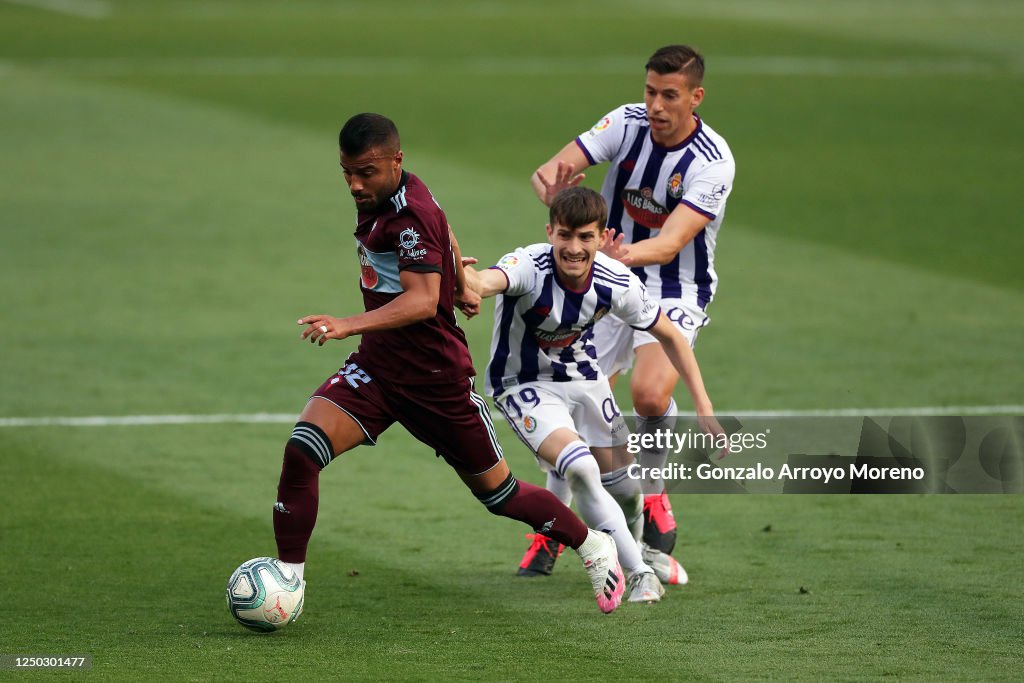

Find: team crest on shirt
[357,244,379,289]
[587,116,612,136]
[622,187,669,229]
[523,415,537,433]
[667,173,684,199]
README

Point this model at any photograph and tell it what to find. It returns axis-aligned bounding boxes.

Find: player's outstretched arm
[299,270,441,346]
[648,314,728,458]
[531,142,591,206]
[449,226,481,319]
[614,204,711,267]
[464,266,509,300]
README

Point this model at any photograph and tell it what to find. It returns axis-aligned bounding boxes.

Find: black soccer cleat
[641,492,677,554]
[516,533,565,577]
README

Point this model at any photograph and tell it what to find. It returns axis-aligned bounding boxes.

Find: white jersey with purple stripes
[484,244,661,397]
[575,103,735,309]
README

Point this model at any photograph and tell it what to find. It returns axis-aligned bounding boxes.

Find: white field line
[1,405,1021,428]
[0,55,1018,77]
[1,0,110,19]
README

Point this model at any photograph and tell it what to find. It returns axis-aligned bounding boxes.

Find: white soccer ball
[226,557,304,632]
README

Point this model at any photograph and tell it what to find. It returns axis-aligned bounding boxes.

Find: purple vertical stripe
[488,295,521,396]
[517,274,554,384]
[693,229,712,309]
[607,126,647,232]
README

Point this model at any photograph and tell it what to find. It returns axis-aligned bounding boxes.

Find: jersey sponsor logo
[587,116,612,136]
[399,227,421,250]
[533,326,582,349]
[622,188,669,228]
[358,244,379,289]
[696,184,728,210]
[667,172,684,199]
[399,227,427,260]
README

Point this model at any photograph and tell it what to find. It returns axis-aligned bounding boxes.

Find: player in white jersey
[530,45,736,558]
[465,187,724,603]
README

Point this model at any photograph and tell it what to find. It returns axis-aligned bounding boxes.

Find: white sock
[557,441,649,576]
[546,469,574,507]
[602,465,644,542]
[636,398,678,495]
[284,561,305,581]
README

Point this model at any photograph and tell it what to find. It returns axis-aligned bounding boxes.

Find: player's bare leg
[631,341,681,554]
[273,398,367,581]
[458,456,624,613]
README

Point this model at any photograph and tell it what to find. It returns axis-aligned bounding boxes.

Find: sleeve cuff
[574,137,597,165]
[401,263,443,274]
[631,308,661,331]
[487,265,511,291]
[680,199,716,221]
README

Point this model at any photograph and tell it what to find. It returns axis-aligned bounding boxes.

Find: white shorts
[592,297,710,377]
[493,380,630,457]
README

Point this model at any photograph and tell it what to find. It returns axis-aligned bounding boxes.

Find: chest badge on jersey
[358,244,379,289]
[622,187,669,229]
[667,172,684,199]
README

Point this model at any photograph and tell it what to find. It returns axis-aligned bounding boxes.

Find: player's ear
[394,150,403,167]
[691,86,705,108]
[545,223,555,244]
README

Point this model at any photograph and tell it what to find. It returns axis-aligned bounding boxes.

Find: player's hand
[698,413,729,460]
[298,315,352,346]
[460,256,478,267]
[600,228,631,263]
[455,287,482,319]
[536,161,585,205]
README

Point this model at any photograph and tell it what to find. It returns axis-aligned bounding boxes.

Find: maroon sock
[482,475,588,549]
[273,441,323,563]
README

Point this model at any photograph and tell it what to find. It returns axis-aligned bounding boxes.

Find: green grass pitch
[1,1,1022,679]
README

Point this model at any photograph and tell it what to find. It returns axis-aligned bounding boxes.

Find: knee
[632,388,671,418]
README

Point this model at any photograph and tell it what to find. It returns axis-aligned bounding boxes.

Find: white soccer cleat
[641,542,689,586]
[627,570,665,604]
[579,530,625,613]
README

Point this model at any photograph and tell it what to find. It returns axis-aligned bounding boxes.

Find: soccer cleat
[641,543,688,586]
[642,492,677,554]
[579,531,625,613]
[627,570,665,604]
[516,533,565,577]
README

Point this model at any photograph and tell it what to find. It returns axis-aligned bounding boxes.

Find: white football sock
[556,441,649,576]
[546,469,574,507]
[601,465,644,541]
[636,398,678,495]
[284,561,304,581]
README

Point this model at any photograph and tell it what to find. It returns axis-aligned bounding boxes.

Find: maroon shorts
[312,358,504,476]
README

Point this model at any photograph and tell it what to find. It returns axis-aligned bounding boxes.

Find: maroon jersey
[347,171,475,385]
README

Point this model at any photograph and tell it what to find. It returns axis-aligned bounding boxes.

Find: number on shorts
[500,387,541,418]
[339,363,371,389]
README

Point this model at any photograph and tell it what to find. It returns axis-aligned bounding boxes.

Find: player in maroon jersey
[270,113,626,614]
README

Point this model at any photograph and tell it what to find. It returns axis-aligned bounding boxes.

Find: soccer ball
[226,557,304,632]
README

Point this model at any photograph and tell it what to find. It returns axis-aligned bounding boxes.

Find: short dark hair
[646,44,705,87]
[338,113,400,156]
[549,187,607,230]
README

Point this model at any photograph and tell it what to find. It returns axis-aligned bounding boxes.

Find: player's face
[546,221,604,288]
[644,70,704,146]
[339,147,403,211]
